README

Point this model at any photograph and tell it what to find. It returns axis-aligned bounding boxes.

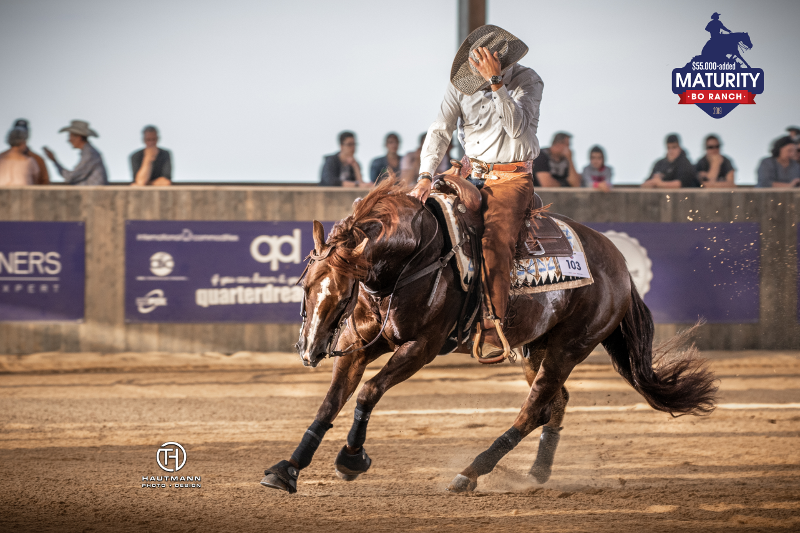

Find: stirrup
[472,318,512,364]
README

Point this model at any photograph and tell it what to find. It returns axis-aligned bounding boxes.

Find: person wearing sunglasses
[695,134,736,188]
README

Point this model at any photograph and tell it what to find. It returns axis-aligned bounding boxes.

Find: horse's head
[295,220,368,368]
[740,32,752,50]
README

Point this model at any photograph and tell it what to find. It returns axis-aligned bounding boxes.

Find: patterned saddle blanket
[428,193,594,294]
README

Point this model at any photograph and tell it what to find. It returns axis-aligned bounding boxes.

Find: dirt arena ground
[0,349,798,532]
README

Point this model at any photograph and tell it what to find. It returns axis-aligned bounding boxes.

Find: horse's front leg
[261,326,386,493]
[334,336,441,482]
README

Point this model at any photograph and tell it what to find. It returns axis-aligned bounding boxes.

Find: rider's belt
[470,157,528,175]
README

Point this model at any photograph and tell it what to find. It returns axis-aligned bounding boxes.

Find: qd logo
[671,12,764,119]
[250,229,302,271]
[157,442,186,472]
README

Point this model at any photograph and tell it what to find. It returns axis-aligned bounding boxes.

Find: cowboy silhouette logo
[671,12,764,119]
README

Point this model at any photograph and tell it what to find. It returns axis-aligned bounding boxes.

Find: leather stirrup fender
[433,174,482,212]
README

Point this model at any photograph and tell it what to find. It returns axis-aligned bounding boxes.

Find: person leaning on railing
[43,120,108,186]
[757,136,800,188]
[696,134,736,188]
[130,125,172,186]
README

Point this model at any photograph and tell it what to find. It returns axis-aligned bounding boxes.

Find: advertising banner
[0,222,85,322]
[125,221,330,323]
[586,222,760,323]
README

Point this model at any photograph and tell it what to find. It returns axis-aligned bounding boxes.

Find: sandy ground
[0,349,798,532]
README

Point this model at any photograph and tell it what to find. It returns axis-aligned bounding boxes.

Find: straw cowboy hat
[59,120,98,138]
[450,24,529,96]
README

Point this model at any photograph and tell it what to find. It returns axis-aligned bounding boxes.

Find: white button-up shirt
[420,63,543,177]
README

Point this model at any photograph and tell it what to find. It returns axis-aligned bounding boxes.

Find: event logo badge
[672,12,764,119]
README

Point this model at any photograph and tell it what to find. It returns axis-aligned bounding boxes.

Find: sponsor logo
[250,229,302,271]
[671,12,763,118]
[136,289,168,313]
[0,251,61,275]
[157,442,186,472]
[603,231,653,296]
[141,442,202,489]
[149,252,175,277]
[135,229,239,242]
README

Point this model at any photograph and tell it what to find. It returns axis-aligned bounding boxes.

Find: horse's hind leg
[449,324,601,493]
[522,339,569,484]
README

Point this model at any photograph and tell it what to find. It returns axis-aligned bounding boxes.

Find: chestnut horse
[260,179,717,494]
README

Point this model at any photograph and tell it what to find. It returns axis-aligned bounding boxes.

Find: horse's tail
[601,280,718,416]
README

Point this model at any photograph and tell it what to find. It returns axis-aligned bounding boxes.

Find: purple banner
[585,223,760,323]
[125,221,330,323]
[0,222,85,322]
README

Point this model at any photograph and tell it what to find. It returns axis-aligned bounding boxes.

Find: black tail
[602,281,718,416]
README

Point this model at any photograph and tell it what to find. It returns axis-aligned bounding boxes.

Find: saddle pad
[427,194,593,295]
[513,220,594,294]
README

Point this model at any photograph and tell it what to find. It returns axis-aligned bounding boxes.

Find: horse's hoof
[446,474,477,493]
[334,445,371,482]
[261,460,298,493]
[528,463,552,484]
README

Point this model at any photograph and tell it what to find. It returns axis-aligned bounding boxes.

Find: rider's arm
[419,85,461,177]
[492,68,543,139]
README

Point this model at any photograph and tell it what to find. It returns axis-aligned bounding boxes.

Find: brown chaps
[478,167,534,327]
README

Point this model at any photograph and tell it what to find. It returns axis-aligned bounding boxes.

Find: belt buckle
[469,158,489,179]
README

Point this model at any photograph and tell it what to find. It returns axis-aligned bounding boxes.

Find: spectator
[787,126,800,143]
[756,136,800,188]
[695,134,736,188]
[370,132,401,184]
[320,131,369,188]
[641,134,699,188]
[130,125,172,186]
[533,132,581,187]
[6,120,49,184]
[43,120,107,185]
[0,125,39,186]
[581,145,612,192]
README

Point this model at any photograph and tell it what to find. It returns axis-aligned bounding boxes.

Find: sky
[0,0,797,185]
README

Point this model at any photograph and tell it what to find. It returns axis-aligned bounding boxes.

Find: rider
[705,12,731,39]
[409,25,543,360]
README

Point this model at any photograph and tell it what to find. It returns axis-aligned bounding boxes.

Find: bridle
[298,204,456,360]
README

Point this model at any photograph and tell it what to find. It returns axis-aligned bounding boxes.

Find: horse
[700,32,753,68]
[260,178,718,494]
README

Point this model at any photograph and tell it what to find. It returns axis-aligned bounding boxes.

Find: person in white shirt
[410,25,543,360]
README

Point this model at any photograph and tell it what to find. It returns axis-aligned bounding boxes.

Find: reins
[300,203,451,359]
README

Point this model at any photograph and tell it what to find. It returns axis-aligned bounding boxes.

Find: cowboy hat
[450,24,528,96]
[59,120,98,138]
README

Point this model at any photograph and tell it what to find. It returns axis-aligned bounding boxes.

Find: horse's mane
[325,176,414,280]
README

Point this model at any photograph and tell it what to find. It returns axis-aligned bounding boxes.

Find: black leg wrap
[469,427,523,477]
[334,445,372,481]
[346,403,372,450]
[290,420,332,469]
[262,460,299,494]
[529,426,562,484]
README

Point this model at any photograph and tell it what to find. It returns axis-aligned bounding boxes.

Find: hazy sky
[1,0,797,185]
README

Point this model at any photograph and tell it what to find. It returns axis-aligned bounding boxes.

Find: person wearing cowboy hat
[43,120,108,185]
[410,24,543,361]
[705,12,731,39]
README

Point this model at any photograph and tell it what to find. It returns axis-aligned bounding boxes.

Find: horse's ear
[352,237,369,258]
[312,220,326,252]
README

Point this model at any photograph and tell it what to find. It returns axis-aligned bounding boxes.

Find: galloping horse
[260,179,717,494]
[701,32,753,68]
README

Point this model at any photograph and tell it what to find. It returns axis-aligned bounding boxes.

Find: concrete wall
[1,186,798,353]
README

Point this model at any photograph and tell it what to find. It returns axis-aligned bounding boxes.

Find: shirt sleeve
[59,149,98,184]
[756,158,772,188]
[678,159,700,187]
[580,166,592,187]
[419,85,461,177]
[160,151,172,180]
[320,155,340,186]
[369,158,382,182]
[491,70,543,139]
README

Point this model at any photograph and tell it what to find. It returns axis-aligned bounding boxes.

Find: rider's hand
[409,180,431,203]
[468,46,501,82]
